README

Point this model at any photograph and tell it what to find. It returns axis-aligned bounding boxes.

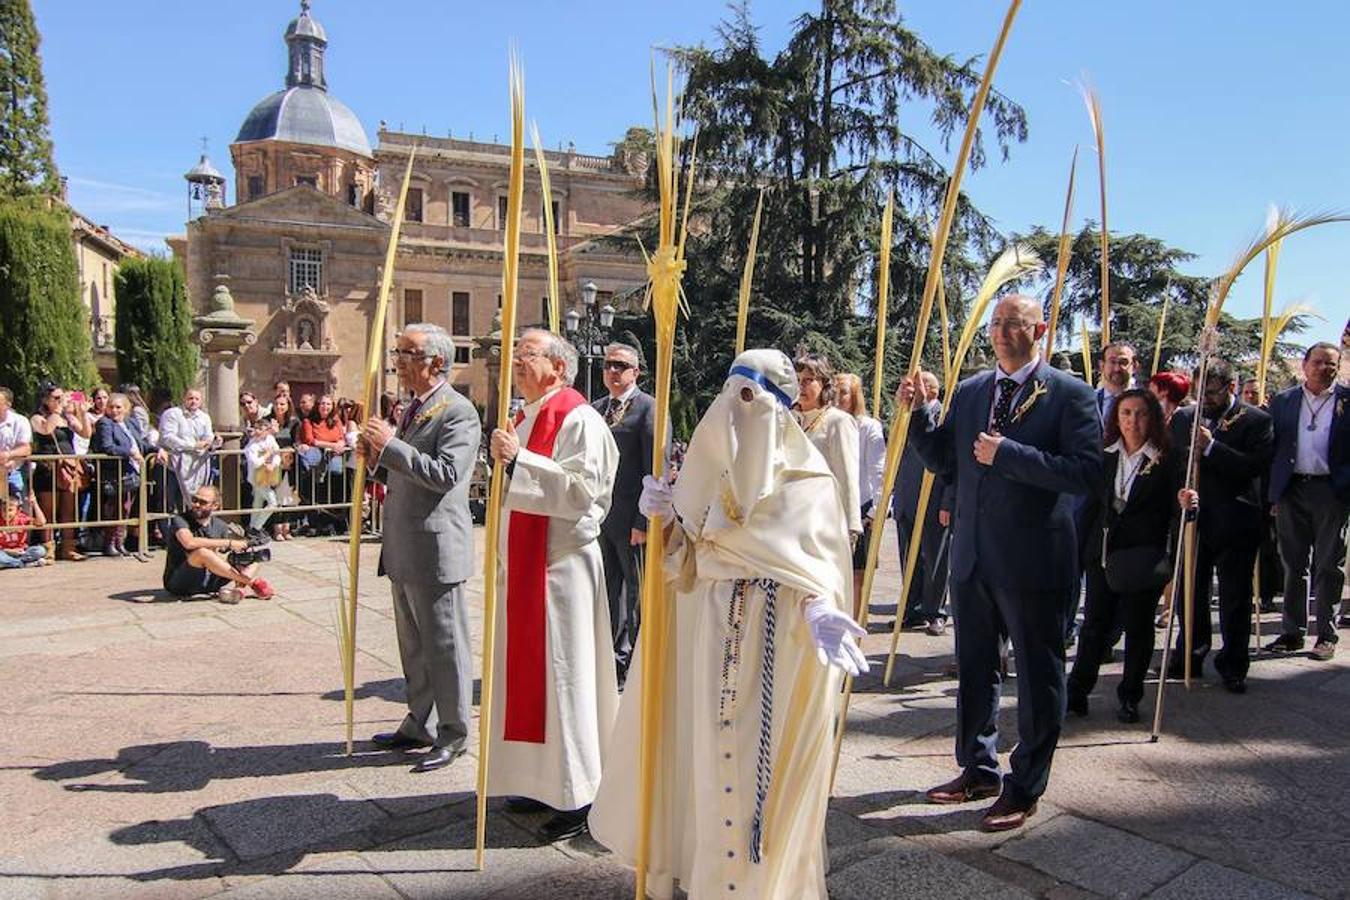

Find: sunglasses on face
[603,360,635,373]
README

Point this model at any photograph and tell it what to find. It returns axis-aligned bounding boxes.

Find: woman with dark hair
[793,352,862,541]
[1067,388,1179,723]
[298,394,349,534]
[30,382,93,561]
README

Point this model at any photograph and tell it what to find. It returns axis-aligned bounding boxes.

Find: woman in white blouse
[792,353,861,545]
[835,373,887,605]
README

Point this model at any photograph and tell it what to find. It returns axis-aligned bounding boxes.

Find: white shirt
[0,409,32,472]
[989,354,1041,427]
[1294,385,1334,475]
[856,415,886,511]
[1106,439,1159,506]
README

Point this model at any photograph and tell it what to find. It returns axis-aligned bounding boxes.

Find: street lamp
[564,280,616,399]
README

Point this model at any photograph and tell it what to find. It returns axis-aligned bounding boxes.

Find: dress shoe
[411,745,465,773]
[371,731,431,751]
[1338,613,1350,628]
[1263,633,1304,653]
[1165,660,1203,681]
[504,796,551,814]
[925,772,1001,805]
[925,617,947,636]
[1222,676,1247,695]
[538,806,590,842]
[1310,641,1337,662]
[981,793,1037,832]
[1117,700,1140,724]
[103,544,122,558]
[1066,694,1089,717]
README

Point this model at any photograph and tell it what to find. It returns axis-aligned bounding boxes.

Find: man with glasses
[485,328,619,842]
[162,485,273,602]
[359,323,481,774]
[899,294,1100,832]
[591,342,655,685]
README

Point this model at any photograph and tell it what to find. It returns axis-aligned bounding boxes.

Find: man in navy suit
[1264,342,1349,661]
[900,293,1100,831]
[1167,358,1273,693]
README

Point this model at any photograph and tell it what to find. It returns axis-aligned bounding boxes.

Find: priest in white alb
[487,328,620,842]
[589,349,868,899]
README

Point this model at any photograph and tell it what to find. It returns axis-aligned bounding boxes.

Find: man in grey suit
[359,323,482,773]
[592,342,655,683]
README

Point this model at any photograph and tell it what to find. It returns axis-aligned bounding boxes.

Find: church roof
[236,87,371,156]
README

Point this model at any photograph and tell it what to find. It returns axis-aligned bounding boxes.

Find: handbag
[100,471,141,498]
[1104,544,1171,594]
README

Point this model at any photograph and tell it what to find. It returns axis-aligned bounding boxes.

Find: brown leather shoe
[925,772,1001,805]
[981,793,1037,831]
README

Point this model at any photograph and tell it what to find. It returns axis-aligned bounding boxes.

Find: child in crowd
[0,496,52,568]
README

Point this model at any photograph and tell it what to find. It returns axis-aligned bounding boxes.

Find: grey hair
[403,322,458,371]
[522,328,578,385]
[603,342,642,369]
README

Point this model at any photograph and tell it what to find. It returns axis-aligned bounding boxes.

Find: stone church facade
[171,1,649,420]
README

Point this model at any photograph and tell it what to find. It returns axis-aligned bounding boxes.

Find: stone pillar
[473,308,504,427]
[193,276,257,433]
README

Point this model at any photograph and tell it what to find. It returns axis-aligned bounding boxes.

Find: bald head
[988,293,1046,371]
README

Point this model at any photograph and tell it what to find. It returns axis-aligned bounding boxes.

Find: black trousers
[1173,537,1258,681]
[599,527,642,676]
[1067,564,1157,706]
[898,515,948,624]
[1276,477,1348,644]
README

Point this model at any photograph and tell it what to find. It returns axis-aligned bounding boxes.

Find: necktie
[992,378,1019,432]
[399,397,423,436]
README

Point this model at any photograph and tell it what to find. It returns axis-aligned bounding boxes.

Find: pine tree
[0,0,60,198]
[114,257,198,401]
[0,198,95,410]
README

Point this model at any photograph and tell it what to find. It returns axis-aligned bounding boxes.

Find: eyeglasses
[513,350,547,363]
[987,318,1035,332]
[387,348,431,360]
[602,360,635,372]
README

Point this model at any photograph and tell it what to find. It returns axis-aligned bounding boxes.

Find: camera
[227,534,272,568]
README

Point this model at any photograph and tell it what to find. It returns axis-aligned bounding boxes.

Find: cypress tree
[114,257,198,401]
[0,0,59,198]
[0,198,95,410]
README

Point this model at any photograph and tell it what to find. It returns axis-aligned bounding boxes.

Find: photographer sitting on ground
[162,484,274,603]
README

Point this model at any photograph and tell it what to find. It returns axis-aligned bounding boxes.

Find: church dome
[234,1,371,158]
[236,88,371,157]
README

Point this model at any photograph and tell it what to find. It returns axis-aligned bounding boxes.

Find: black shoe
[1117,701,1140,724]
[1263,634,1304,653]
[1337,613,1350,629]
[538,806,590,842]
[1259,599,1277,614]
[504,796,551,814]
[1222,676,1247,695]
[1165,659,1204,681]
[371,731,431,751]
[411,745,465,773]
[1066,694,1089,717]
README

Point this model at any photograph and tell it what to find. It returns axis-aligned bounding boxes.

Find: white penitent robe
[488,388,620,811]
[590,449,852,899]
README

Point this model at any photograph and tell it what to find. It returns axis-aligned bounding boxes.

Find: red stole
[504,386,589,743]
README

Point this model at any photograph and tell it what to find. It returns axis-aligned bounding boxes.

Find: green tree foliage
[0,0,59,198]
[114,257,198,400]
[1017,226,1311,380]
[0,198,95,409]
[628,0,1028,426]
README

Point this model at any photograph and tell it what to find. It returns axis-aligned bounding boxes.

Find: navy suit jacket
[1268,383,1350,503]
[592,389,656,538]
[908,364,1101,592]
[90,416,145,482]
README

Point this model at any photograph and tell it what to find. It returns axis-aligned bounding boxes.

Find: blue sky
[35,0,1347,347]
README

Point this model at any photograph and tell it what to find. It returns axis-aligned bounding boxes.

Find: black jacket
[1169,400,1273,551]
[1083,446,1179,570]
[593,389,655,538]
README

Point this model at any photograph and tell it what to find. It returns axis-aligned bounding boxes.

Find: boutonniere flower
[1338,397,1345,419]
[1140,456,1159,478]
[1218,407,1245,432]
[1011,380,1049,424]
[415,399,449,425]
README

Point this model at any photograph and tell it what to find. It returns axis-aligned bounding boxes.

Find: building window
[452,191,470,227]
[406,187,423,223]
[541,296,550,325]
[295,175,317,188]
[497,195,509,230]
[543,199,561,234]
[289,247,323,295]
[347,183,359,206]
[248,175,265,200]
[453,345,470,366]
[452,291,471,336]
[404,288,423,325]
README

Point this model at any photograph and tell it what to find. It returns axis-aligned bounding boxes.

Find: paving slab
[1147,860,1319,900]
[995,814,1194,898]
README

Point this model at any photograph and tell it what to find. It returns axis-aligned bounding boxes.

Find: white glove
[638,474,674,520]
[803,598,869,676]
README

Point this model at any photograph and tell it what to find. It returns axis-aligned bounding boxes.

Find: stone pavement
[1,522,1346,899]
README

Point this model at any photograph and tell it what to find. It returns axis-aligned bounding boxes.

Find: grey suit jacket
[375,382,482,585]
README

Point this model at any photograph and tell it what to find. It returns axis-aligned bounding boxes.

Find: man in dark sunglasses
[162,485,274,602]
[591,342,656,685]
